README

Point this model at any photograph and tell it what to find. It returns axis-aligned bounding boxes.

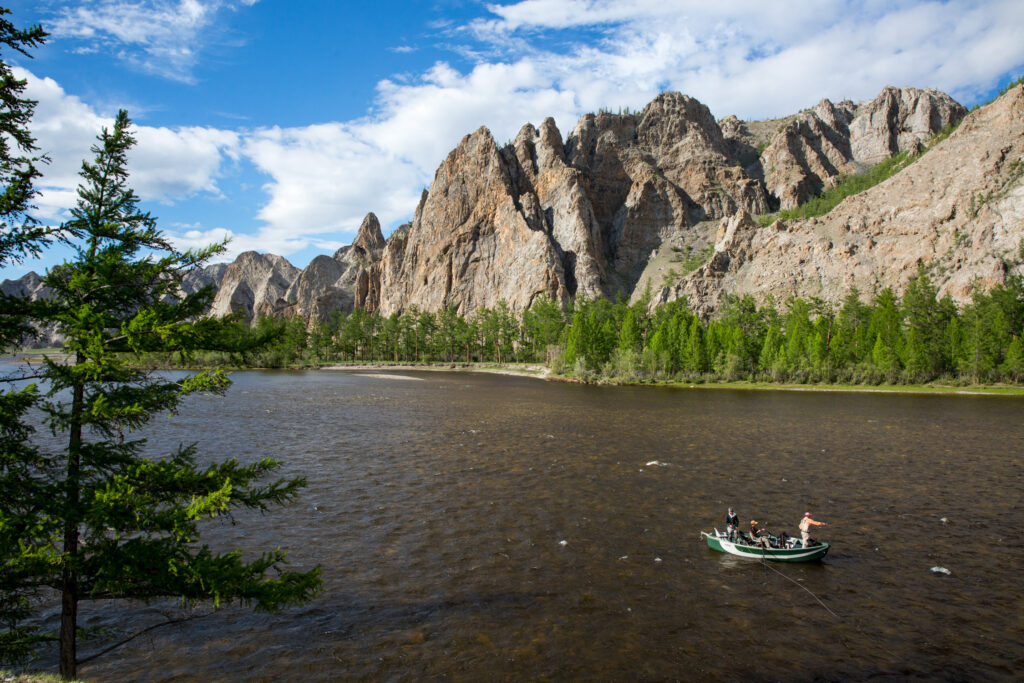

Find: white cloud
[465,0,1024,118]
[242,123,426,245]
[21,67,239,218]
[14,0,1024,276]
[132,125,239,202]
[47,0,255,82]
[171,226,234,253]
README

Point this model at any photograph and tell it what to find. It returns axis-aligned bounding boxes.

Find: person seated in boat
[725,507,740,541]
[799,512,826,547]
[749,520,772,548]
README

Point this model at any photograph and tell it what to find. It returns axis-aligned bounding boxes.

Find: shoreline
[321,363,1024,396]
[7,353,1023,396]
[321,362,551,380]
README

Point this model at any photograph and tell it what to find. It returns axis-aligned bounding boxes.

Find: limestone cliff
[208,251,299,322]
[377,127,571,315]
[15,82,1013,339]
[760,87,965,209]
[281,212,386,320]
[655,85,1024,316]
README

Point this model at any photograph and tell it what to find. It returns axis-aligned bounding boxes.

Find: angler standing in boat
[799,512,826,547]
[725,507,740,541]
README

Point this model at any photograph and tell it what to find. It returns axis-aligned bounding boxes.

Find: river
[29,370,1024,680]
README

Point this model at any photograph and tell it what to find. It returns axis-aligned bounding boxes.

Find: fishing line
[764,562,841,619]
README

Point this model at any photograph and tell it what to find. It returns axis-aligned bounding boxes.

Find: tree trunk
[60,369,85,679]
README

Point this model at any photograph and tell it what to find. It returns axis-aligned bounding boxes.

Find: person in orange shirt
[799,512,826,547]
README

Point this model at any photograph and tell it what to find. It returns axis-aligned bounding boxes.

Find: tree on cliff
[4,111,320,678]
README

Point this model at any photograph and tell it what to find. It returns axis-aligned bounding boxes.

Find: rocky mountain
[1,263,230,347]
[377,125,572,315]
[1,270,50,301]
[208,251,300,322]
[654,84,1024,316]
[370,85,970,318]
[279,213,386,320]
[8,82,1022,341]
[181,262,229,296]
[754,87,965,209]
[1,271,59,348]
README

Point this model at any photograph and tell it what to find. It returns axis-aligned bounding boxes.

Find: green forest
[167,270,1024,387]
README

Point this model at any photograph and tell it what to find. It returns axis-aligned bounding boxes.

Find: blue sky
[3,0,1024,280]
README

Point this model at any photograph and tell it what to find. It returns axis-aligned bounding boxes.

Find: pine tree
[0,11,56,666]
[0,10,49,272]
[16,112,320,677]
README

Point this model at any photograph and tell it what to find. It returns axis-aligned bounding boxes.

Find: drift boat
[701,529,830,562]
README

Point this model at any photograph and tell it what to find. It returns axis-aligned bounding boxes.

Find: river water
[31,370,1024,680]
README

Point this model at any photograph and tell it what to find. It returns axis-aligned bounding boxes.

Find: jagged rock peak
[509,118,568,187]
[377,119,569,315]
[352,212,385,258]
[1,270,45,298]
[208,251,299,322]
[761,85,966,209]
[849,85,967,164]
[637,91,728,157]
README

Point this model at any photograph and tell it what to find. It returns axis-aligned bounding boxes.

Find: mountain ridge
[8,83,1022,343]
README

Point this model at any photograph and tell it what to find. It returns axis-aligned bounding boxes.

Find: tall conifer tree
[0,8,53,666]
[10,111,320,678]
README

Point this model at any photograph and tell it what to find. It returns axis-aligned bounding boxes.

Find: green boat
[701,529,830,563]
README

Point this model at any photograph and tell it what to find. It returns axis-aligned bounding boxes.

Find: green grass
[753,118,968,228]
[776,150,914,222]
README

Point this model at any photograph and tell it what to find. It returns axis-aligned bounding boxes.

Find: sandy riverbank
[321,364,1024,395]
[321,362,551,379]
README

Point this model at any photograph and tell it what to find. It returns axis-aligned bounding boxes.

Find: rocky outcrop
[377,127,571,315]
[1,271,50,301]
[14,83,1000,345]
[761,87,966,209]
[180,262,228,296]
[655,85,1024,317]
[208,251,300,322]
[634,92,770,220]
[279,212,388,321]
[511,118,606,299]
[761,99,859,209]
[849,86,965,163]
[563,94,770,275]
[1,272,59,347]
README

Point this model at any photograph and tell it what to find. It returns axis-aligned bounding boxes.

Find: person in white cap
[799,512,826,547]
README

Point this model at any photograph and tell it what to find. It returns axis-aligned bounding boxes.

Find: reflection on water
[34,371,1024,680]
